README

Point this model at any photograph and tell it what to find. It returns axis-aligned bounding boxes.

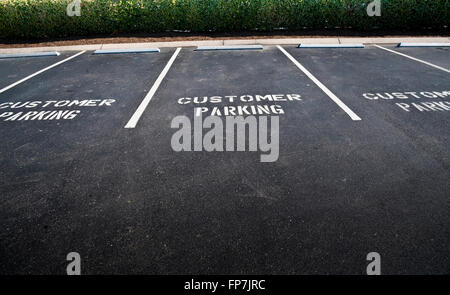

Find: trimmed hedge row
[0,0,448,39]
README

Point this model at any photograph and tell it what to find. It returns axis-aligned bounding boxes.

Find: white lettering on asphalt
[363,90,450,113]
[177,94,301,117]
[177,94,302,105]
[194,105,285,117]
[395,101,450,112]
[2,110,80,121]
[0,99,115,122]
[363,91,450,101]
[0,99,116,109]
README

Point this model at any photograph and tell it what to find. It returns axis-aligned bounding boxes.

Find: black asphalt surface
[0,45,449,274]
[0,52,73,89]
[395,46,450,69]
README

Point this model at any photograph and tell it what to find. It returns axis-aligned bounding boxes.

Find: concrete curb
[398,42,450,47]
[195,45,263,51]
[0,37,449,54]
[0,51,60,59]
[93,48,160,54]
[298,44,364,48]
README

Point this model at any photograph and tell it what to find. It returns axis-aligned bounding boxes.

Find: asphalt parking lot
[0,44,449,274]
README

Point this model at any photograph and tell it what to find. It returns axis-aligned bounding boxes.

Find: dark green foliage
[0,0,448,39]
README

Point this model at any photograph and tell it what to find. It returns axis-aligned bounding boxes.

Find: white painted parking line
[277,45,361,121]
[125,48,182,129]
[0,51,86,95]
[0,51,60,59]
[298,44,364,48]
[398,43,450,48]
[374,45,450,74]
[195,45,263,51]
[93,48,160,55]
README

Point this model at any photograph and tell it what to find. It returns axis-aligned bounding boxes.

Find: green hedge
[0,0,448,39]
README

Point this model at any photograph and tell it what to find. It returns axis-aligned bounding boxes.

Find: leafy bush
[0,0,448,39]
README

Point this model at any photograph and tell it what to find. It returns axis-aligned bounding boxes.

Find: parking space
[283,45,450,159]
[0,49,175,127]
[282,44,450,271]
[0,44,449,274]
[0,48,177,188]
[136,45,361,157]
